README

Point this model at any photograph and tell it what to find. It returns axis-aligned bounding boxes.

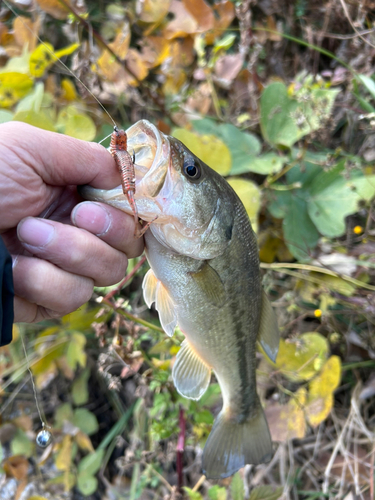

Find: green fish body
[81,120,279,479]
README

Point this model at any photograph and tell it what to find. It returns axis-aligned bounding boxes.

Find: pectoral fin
[142,269,158,308]
[189,261,226,307]
[258,290,280,363]
[172,339,211,400]
[155,282,177,337]
[142,269,177,337]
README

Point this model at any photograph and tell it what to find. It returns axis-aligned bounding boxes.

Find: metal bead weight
[36,429,52,448]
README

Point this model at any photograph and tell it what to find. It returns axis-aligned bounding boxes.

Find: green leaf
[208,485,227,500]
[192,120,285,175]
[357,74,375,100]
[15,82,44,113]
[183,487,203,500]
[231,472,244,500]
[72,368,90,406]
[77,472,98,496]
[308,172,375,237]
[248,486,283,500]
[57,105,96,141]
[78,449,105,476]
[260,82,302,148]
[0,110,13,123]
[11,429,34,458]
[12,110,56,132]
[55,403,74,428]
[66,332,87,370]
[240,152,284,176]
[280,193,319,260]
[73,409,99,435]
[260,82,338,148]
[62,304,106,331]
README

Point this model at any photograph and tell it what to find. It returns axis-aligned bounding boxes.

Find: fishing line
[2,0,117,128]
[19,328,52,448]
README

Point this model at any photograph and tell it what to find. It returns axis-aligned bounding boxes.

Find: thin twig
[104,256,147,301]
[338,0,375,50]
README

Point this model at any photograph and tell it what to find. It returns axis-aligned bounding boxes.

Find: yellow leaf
[29,497,49,500]
[29,43,79,78]
[172,128,231,176]
[75,431,94,453]
[136,0,171,23]
[306,393,333,428]
[273,332,329,382]
[0,72,33,107]
[227,178,261,233]
[54,43,80,59]
[55,435,72,471]
[310,355,341,398]
[305,356,341,427]
[57,105,96,141]
[61,78,77,101]
[31,341,66,376]
[29,42,56,77]
[151,358,171,370]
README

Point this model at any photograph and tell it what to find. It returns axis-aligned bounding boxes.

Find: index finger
[1,121,120,189]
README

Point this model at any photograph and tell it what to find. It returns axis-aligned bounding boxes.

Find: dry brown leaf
[135,0,171,23]
[265,388,307,442]
[96,24,131,82]
[140,36,170,68]
[186,82,212,114]
[12,415,33,432]
[13,16,40,51]
[3,455,29,480]
[35,0,71,20]
[125,48,149,84]
[163,0,198,39]
[214,53,244,89]
[206,1,235,44]
[182,0,214,32]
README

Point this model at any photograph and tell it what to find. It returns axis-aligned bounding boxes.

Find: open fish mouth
[80,120,170,222]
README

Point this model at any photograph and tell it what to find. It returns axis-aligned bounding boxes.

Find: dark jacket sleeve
[0,235,14,346]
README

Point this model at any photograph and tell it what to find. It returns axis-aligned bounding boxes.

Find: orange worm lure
[110,126,155,238]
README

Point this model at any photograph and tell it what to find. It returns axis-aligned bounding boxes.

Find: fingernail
[18,218,55,247]
[71,202,112,236]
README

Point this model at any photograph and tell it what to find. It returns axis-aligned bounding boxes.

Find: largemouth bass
[81,120,279,479]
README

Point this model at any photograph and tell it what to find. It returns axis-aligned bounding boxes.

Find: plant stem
[102,297,164,333]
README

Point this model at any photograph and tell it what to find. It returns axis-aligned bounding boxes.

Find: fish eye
[183,158,201,181]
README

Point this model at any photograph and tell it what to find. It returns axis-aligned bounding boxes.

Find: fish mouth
[80,120,170,222]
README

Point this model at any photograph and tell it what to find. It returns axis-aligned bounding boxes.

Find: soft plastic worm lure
[110,126,155,238]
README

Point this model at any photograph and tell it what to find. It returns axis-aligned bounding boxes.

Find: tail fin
[202,407,273,479]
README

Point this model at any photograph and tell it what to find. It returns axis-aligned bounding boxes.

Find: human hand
[0,121,143,323]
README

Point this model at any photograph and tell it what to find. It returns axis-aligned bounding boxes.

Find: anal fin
[172,339,211,400]
[258,290,280,363]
